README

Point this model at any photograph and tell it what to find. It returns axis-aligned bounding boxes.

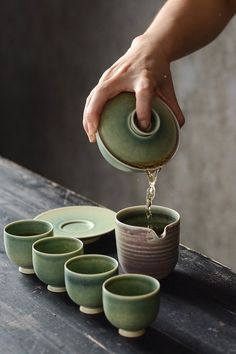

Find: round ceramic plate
[34,206,116,244]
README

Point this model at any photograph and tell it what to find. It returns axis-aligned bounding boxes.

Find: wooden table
[0,157,236,354]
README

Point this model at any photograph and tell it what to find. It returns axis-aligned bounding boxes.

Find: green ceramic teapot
[96,92,180,172]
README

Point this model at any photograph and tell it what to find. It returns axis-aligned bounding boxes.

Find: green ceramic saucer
[34,206,116,244]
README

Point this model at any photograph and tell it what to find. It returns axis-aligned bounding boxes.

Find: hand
[83,34,185,143]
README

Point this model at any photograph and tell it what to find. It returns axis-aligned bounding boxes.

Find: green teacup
[65,254,118,314]
[4,219,53,274]
[103,274,160,337]
[32,236,83,293]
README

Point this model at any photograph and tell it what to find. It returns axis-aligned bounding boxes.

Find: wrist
[135,32,172,64]
[132,33,171,65]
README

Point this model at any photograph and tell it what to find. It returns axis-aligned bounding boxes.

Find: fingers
[83,49,185,145]
[134,77,155,130]
[157,74,185,127]
[169,96,185,127]
[83,89,96,141]
[83,79,123,143]
[83,72,184,145]
[167,97,185,127]
[135,88,153,130]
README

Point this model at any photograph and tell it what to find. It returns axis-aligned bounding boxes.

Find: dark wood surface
[0,157,236,354]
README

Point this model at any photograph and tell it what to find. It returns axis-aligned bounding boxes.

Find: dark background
[0,0,164,209]
[1,1,236,270]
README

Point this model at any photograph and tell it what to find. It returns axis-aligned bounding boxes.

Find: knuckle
[136,82,153,95]
[85,111,97,121]
[97,82,111,92]
[136,73,154,94]
[96,84,105,93]
[131,35,143,47]
[85,88,95,103]
[101,67,113,79]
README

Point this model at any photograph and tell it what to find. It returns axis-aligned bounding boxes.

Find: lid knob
[128,109,160,138]
[96,92,180,172]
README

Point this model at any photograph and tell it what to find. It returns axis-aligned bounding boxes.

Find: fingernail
[88,133,96,143]
[87,122,97,142]
[139,120,150,130]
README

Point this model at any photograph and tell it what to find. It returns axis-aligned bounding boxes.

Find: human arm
[83,0,236,142]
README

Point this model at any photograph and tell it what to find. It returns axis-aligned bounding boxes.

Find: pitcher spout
[146,227,166,242]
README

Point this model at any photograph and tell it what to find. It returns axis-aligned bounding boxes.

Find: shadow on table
[87,312,194,354]
[84,231,117,256]
[162,266,236,314]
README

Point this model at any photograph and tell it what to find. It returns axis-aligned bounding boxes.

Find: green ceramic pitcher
[96,92,180,172]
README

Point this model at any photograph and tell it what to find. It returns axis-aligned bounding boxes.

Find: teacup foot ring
[19,267,35,275]
[47,285,66,293]
[80,306,103,315]
[118,328,146,338]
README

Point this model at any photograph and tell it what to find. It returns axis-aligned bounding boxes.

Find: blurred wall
[0,1,236,270]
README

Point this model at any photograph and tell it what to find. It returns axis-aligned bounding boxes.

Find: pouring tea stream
[96,92,180,234]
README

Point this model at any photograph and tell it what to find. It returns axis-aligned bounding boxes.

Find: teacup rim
[103,273,160,300]
[65,254,119,277]
[32,236,83,256]
[4,219,54,239]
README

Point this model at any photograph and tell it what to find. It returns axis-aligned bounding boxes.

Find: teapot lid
[97,92,180,171]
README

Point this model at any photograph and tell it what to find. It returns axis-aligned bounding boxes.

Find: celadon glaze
[32,236,83,292]
[96,92,180,172]
[34,206,116,244]
[65,254,118,314]
[115,205,180,279]
[4,219,53,274]
[103,274,160,337]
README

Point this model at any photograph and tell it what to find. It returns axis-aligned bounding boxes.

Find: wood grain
[0,157,235,354]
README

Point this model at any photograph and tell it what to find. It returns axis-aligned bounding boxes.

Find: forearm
[144,0,236,61]
[83,0,236,139]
